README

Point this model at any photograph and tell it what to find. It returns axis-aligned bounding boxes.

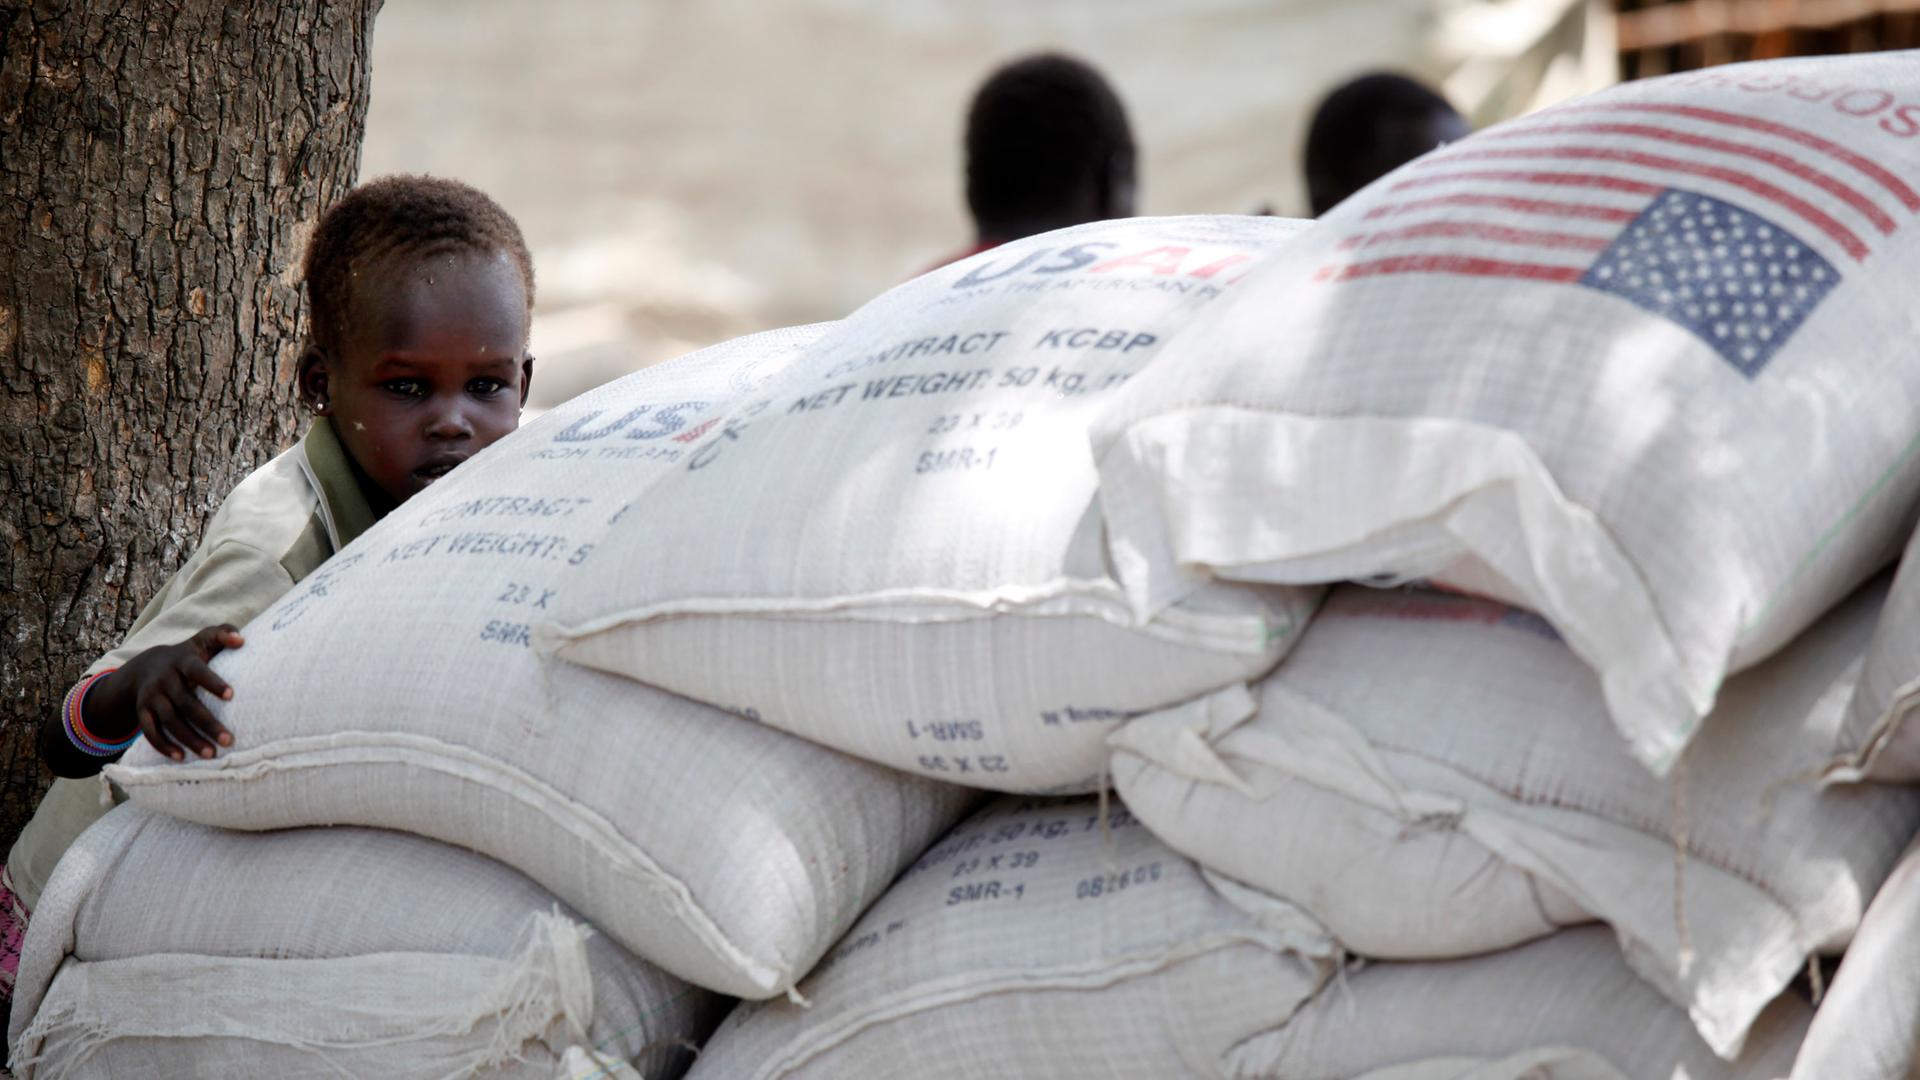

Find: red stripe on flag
[1392,170,1664,197]
[1436,145,1870,260]
[1340,220,1612,252]
[1572,101,1920,212]
[1314,255,1588,283]
[1364,194,1640,223]
[1485,120,1896,235]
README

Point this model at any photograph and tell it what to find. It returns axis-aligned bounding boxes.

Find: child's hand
[110,625,242,762]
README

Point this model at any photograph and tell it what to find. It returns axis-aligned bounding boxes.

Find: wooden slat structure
[1616,0,1920,77]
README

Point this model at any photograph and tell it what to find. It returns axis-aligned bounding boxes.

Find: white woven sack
[1828,523,1920,781]
[9,806,722,1079]
[1789,832,1920,1079]
[1229,927,1810,1079]
[685,795,1340,1079]
[105,326,980,1000]
[1091,54,1920,776]
[1111,579,1920,1059]
[535,216,1321,795]
[685,797,1808,1079]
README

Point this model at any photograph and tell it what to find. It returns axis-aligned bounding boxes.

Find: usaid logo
[952,242,1258,289]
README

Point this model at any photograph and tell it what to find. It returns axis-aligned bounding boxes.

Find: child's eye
[469,378,507,396]
[384,379,425,397]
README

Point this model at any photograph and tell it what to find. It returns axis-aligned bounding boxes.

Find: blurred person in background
[1304,72,1468,216]
[931,52,1137,270]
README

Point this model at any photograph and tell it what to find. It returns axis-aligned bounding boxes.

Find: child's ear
[296,340,332,416]
[519,353,536,408]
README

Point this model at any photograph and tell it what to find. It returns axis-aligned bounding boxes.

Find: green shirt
[8,420,378,910]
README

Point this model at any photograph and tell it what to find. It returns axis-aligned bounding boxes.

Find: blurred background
[357,0,1920,414]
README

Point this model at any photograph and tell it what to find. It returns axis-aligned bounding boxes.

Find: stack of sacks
[1789,833,1920,1077]
[43,49,1920,1072]
[688,797,1811,1078]
[9,806,724,1078]
[101,325,980,1005]
[1085,50,1920,1065]
[1090,51,1920,779]
[534,215,1320,794]
[1111,579,1920,1058]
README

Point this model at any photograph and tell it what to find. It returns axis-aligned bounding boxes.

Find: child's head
[965,53,1137,242]
[298,175,536,510]
[1304,72,1468,217]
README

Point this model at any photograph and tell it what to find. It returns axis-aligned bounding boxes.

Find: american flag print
[1315,101,1920,378]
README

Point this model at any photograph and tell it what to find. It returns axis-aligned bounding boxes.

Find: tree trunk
[0,0,381,847]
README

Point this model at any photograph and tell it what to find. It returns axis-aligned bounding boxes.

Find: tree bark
[0,0,381,847]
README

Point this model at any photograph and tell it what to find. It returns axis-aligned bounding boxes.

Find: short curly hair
[303,174,535,353]
[966,53,1134,234]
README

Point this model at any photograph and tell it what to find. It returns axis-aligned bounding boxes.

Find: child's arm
[39,535,294,778]
[41,625,240,776]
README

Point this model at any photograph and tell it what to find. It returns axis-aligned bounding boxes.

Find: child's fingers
[163,714,215,761]
[175,686,232,754]
[194,624,244,658]
[139,697,187,763]
[181,655,234,703]
[160,680,219,760]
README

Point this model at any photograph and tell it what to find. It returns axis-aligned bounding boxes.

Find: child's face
[306,249,532,508]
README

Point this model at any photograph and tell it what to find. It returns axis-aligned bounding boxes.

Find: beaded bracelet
[62,669,135,756]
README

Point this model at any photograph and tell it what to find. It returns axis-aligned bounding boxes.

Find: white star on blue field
[1581,188,1839,377]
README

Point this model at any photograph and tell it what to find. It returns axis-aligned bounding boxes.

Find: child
[1303,72,1469,217]
[3,175,537,1003]
[926,52,1137,272]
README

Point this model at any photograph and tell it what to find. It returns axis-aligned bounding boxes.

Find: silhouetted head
[965,53,1137,243]
[1304,72,1468,216]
